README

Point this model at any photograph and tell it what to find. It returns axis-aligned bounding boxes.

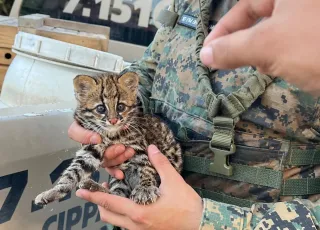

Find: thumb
[148,145,177,182]
[68,121,101,144]
[200,21,274,71]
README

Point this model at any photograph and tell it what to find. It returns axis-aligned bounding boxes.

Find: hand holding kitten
[68,121,136,179]
[76,145,203,230]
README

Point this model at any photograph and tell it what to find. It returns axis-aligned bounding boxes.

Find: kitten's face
[73,73,139,135]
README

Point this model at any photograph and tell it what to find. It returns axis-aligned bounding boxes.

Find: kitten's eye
[117,103,126,112]
[96,105,106,114]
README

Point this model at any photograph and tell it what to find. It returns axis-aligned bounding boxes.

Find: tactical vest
[153,0,320,207]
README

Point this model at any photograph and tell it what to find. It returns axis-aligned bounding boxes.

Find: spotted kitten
[35,73,182,206]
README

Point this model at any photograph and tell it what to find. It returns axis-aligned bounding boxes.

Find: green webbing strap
[206,93,220,119]
[194,187,254,208]
[281,178,320,196]
[286,148,320,166]
[157,9,179,27]
[196,0,218,111]
[220,71,274,119]
[209,117,236,176]
[210,117,234,149]
[183,155,283,189]
[195,181,320,206]
[196,0,275,178]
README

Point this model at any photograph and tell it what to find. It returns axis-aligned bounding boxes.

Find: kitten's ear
[118,72,139,91]
[73,75,97,93]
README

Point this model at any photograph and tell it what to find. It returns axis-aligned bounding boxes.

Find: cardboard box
[18,14,110,51]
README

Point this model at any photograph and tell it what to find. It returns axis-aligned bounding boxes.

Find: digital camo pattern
[121,0,320,228]
[200,199,319,229]
[35,73,182,207]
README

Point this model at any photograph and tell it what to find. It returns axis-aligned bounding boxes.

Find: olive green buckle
[209,143,236,176]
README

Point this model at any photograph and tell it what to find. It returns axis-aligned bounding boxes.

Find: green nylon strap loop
[281,178,320,196]
[220,94,246,119]
[210,129,233,150]
[219,71,273,120]
[211,117,235,150]
[194,187,254,208]
[206,93,220,119]
[212,117,234,128]
[183,155,283,189]
[156,9,179,27]
[286,148,320,166]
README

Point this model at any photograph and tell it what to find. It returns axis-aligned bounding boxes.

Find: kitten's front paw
[130,185,160,205]
[79,179,108,193]
[35,192,49,206]
[35,189,63,206]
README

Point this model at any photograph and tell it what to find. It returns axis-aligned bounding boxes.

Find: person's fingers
[68,121,101,144]
[104,144,126,161]
[147,145,179,183]
[201,19,275,70]
[76,189,138,216]
[101,182,109,189]
[98,205,134,229]
[104,148,135,167]
[105,168,124,180]
[204,0,274,46]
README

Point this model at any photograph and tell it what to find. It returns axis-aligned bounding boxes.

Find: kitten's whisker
[127,124,142,135]
[129,123,144,129]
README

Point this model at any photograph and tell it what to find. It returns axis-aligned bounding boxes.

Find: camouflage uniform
[121,0,320,228]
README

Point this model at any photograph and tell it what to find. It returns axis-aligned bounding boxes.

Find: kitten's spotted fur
[35,73,182,206]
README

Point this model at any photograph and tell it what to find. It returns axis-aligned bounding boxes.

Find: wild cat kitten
[35,73,182,206]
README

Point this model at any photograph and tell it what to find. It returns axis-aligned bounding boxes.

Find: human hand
[76,145,203,230]
[68,121,135,179]
[200,0,320,95]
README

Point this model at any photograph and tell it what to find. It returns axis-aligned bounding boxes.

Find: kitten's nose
[109,118,118,125]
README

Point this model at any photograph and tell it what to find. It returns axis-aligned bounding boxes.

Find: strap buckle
[209,143,236,176]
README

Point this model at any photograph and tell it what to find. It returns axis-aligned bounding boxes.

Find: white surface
[9,0,23,17]
[0,100,8,109]
[0,53,105,107]
[13,32,124,73]
[0,102,111,230]
[1,32,129,107]
[108,39,147,62]
[0,24,118,230]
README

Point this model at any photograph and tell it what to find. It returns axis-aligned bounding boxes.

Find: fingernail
[90,135,100,144]
[115,171,124,180]
[148,145,160,155]
[115,145,125,154]
[200,47,213,66]
[76,189,85,198]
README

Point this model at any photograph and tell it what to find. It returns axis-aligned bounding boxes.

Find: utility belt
[182,141,320,207]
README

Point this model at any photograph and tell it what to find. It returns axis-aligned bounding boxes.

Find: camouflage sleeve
[200,198,320,229]
[120,24,173,113]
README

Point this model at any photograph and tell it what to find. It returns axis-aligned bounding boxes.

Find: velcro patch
[177,14,197,30]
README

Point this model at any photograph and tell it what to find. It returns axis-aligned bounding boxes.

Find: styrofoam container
[0,32,125,107]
